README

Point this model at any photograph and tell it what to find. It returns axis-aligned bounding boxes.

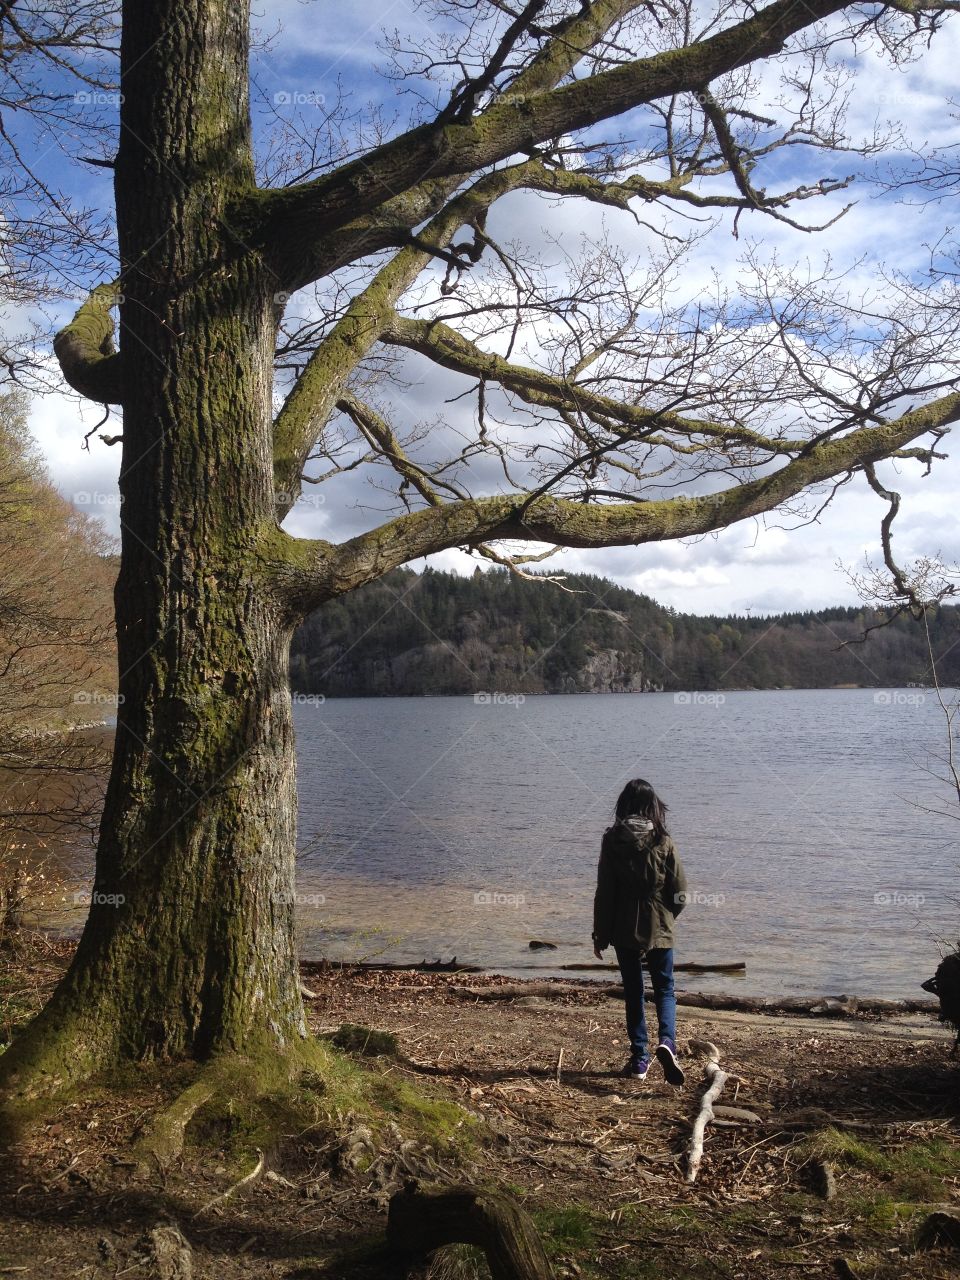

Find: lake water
[291,690,958,999]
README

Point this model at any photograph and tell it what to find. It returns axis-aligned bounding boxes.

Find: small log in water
[388,1180,554,1280]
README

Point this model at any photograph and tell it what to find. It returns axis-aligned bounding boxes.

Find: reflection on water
[38,691,959,999]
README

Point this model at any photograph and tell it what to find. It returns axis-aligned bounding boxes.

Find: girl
[592,778,688,1084]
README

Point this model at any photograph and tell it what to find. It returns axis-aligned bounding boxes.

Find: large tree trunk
[1,0,306,1099]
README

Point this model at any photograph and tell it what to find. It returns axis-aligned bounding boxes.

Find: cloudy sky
[17,0,960,616]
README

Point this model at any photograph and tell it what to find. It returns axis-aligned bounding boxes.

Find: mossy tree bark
[2,0,958,1104]
[1,0,305,1096]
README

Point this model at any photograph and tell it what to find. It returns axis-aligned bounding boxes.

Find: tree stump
[387,1180,554,1280]
[137,1224,192,1280]
[922,951,960,1054]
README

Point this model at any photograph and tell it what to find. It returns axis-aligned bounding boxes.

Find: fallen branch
[609,990,938,1018]
[454,983,937,1019]
[686,1040,729,1184]
[560,961,746,974]
[455,982,577,1001]
[304,958,482,974]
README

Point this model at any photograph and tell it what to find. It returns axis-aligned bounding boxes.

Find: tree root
[388,1179,555,1280]
[0,997,116,1139]
[134,1078,217,1171]
[193,1149,265,1217]
[131,1042,323,1172]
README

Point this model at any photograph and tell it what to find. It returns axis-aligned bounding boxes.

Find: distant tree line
[291,566,960,697]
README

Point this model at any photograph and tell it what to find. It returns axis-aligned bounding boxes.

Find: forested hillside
[0,392,117,732]
[291,566,960,697]
[0,392,115,866]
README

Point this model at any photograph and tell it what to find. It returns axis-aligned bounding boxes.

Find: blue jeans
[614,946,676,1059]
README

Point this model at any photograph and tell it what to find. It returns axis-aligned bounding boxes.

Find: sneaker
[620,1055,650,1080]
[656,1037,685,1086]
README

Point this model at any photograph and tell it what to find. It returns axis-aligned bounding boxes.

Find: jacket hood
[606,816,656,849]
[604,817,663,892]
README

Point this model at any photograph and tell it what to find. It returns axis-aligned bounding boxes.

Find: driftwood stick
[452,984,937,1018]
[560,961,746,974]
[388,1180,554,1280]
[304,958,483,974]
[455,983,576,1001]
[686,1041,729,1184]
[606,990,937,1018]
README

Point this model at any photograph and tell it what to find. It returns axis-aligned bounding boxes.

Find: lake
[292,689,958,999]
[42,690,958,999]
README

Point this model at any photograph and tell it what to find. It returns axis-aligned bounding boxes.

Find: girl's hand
[593,945,603,960]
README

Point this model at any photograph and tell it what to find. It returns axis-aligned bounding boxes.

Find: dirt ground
[1,942,959,1279]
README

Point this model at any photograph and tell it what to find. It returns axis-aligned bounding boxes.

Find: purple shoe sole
[656,1041,685,1086]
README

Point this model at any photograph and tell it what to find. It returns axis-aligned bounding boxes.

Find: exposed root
[131,1041,319,1172]
[134,1078,217,1171]
[193,1148,265,1217]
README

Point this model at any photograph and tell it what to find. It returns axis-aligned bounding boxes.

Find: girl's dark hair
[614,778,669,839]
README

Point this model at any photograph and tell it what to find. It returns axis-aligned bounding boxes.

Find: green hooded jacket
[592,816,688,952]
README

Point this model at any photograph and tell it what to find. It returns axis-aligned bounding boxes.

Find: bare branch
[263,391,960,611]
[236,0,860,290]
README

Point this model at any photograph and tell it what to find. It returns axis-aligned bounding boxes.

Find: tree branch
[263,392,960,614]
[271,161,572,516]
[336,393,450,507]
[234,0,853,290]
[382,313,804,454]
[52,284,124,405]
